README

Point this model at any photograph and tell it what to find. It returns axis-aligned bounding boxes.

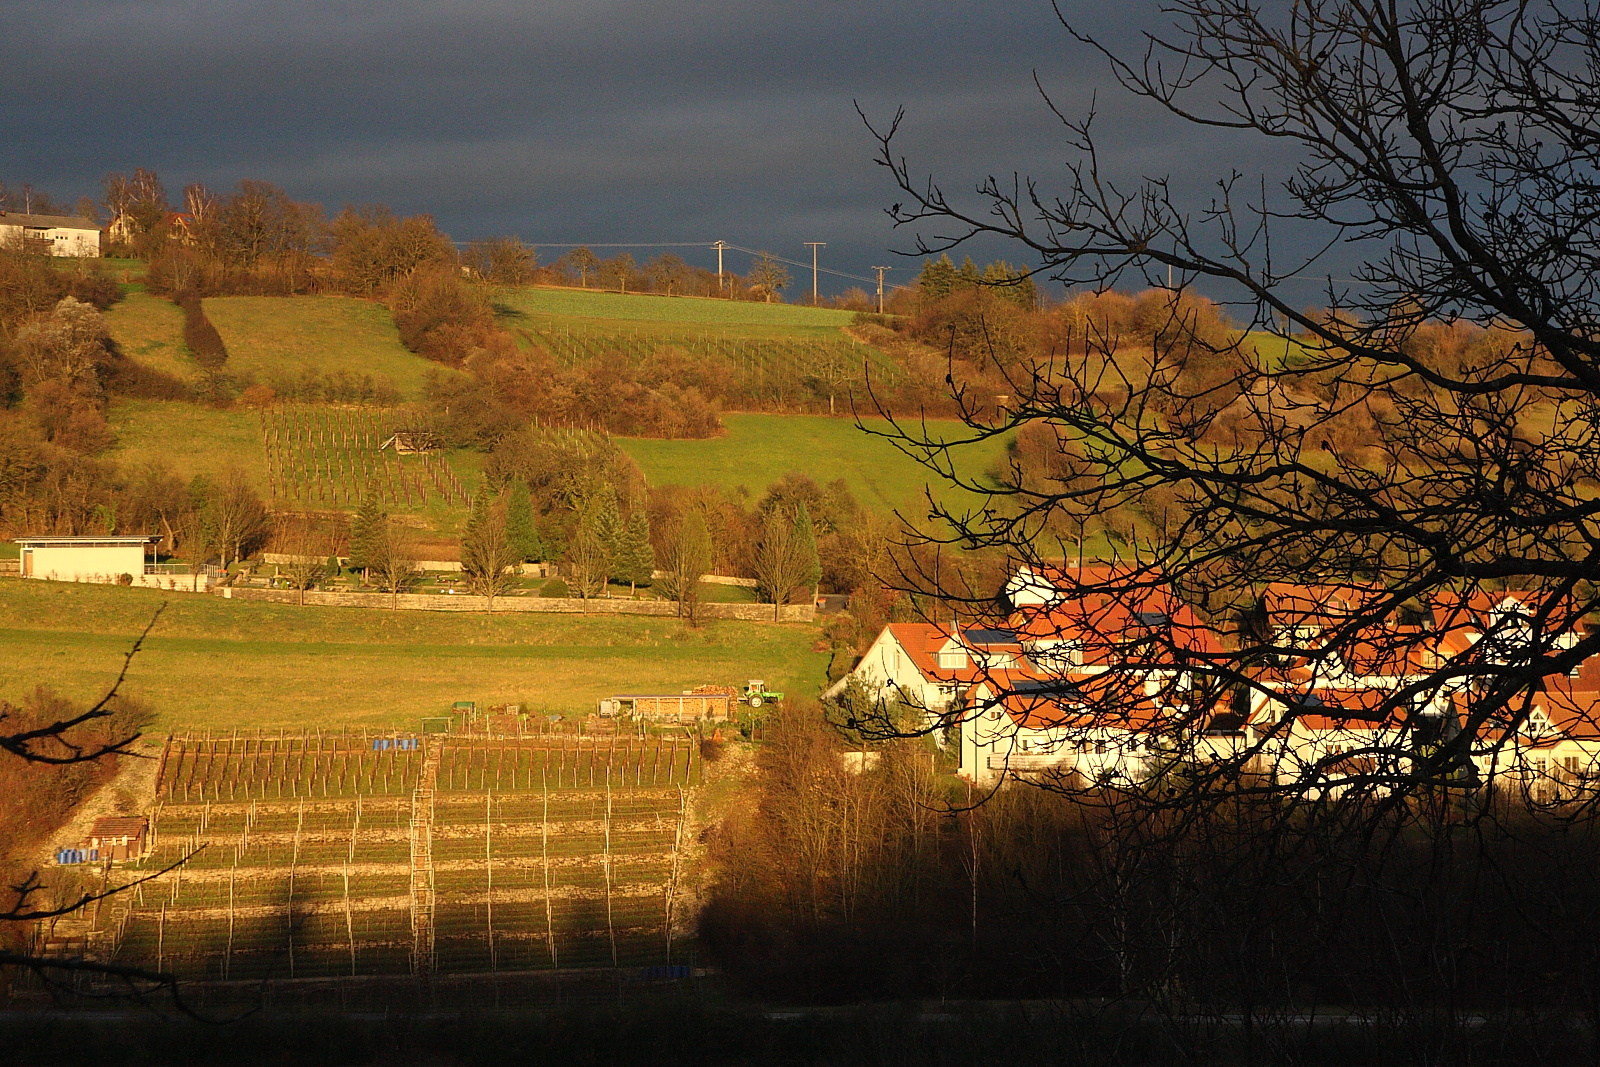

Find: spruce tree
[793,501,821,602]
[615,508,655,597]
[593,484,622,594]
[348,487,387,580]
[957,256,982,288]
[917,254,958,301]
[504,480,542,563]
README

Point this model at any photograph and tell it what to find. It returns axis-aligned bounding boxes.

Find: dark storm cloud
[0,0,1275,293]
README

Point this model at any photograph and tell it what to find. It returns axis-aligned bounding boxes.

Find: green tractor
[740,679,784,708]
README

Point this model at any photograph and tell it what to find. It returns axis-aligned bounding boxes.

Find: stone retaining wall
[220,586,814,621]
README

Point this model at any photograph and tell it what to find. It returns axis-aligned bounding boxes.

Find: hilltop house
[0,212,100,257]
[826,622,1028,723]
[837,566,1600,800]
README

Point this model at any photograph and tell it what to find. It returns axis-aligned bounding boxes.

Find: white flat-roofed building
[13,535,178,589]
[0,212,101,257]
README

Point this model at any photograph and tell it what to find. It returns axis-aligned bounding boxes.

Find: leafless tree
[753,507,807,622]
[858,0,1600,817]
[274,514,338,605]
[371,522,422,607]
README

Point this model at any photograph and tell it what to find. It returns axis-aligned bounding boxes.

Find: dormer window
[939,648,969,670]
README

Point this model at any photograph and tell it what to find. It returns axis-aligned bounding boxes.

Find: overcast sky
[0,1,1308,300]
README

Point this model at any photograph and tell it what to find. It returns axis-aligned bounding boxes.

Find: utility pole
[804,242,825,305]
[713,241,727,297]
[871,266,891,315]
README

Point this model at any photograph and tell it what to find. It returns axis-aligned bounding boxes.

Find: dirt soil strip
[134,884,670,922]
[33,739,166,870]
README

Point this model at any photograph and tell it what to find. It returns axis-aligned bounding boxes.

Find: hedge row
[176,290,229,369]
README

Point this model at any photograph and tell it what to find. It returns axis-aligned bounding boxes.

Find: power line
[453,237,918,291]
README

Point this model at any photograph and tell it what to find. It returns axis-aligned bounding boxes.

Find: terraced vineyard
[516,321,903,410]
[75,732,702,984]
[260,405,468,508]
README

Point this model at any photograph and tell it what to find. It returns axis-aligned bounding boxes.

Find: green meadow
[616,413,1011,513]
[205,295,442,400]
[0,580,826,731]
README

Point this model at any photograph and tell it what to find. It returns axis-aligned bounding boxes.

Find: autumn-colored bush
[390,267,493,365]
[0,687,153,871]
[0,251,121,335]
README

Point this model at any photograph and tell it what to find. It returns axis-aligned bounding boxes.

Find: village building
[13,534,211,590]
[838,568,1600,802]
[824,621,1029,721]
[107,210,194,246]
[0,211,101,257]
[16,535,159,583]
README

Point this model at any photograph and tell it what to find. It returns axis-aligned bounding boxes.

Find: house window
[939,650,968,669]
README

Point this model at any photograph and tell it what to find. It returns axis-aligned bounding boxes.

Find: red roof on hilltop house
[883,622,1034,687]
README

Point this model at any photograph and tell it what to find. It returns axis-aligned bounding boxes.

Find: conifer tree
[461,484,516,609]
[794,501,820,603]
[565,484,619,599]
[615,508,655,597]
[917,254,958,300]
[348,487,387,580]
[504,480,543,563]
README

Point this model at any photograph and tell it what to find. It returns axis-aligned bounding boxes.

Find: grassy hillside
[106,399,264,487]
[499,287,857,329]
[618,414,1009,513]
[104,291,201,383]
[205,295,440,400]
[0,579,826,731]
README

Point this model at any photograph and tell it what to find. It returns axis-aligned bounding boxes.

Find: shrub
[239,382,275,407]
[390,267,492,365]
[540,578,569,598]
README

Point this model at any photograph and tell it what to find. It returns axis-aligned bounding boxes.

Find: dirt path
[32,737,165,869]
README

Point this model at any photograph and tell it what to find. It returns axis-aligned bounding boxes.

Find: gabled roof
[1251,685,1404,733]
[0,212,98,229]
[88,815,147,838]
[1008,586,1224,662]
[883,623,1033,686]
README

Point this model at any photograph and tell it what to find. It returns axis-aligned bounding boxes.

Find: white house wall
[0,223,100,257]
[23,544,147,582]
[846,628,948,712]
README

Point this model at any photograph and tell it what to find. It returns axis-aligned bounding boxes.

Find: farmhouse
[827,622,1029,719]
[0,211,101,257]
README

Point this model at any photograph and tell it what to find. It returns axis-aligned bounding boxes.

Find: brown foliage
[0,687,151,871]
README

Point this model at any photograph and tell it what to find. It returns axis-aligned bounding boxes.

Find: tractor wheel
[748,694,764,708]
